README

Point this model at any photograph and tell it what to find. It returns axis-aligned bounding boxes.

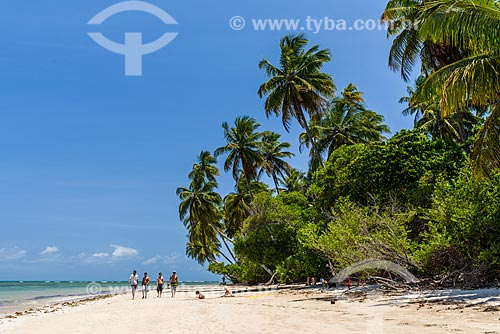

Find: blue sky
[0,0,415,281]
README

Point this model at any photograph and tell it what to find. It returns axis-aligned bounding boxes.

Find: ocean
[0,281,218,315]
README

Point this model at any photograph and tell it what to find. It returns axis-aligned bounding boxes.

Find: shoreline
[0,283,254,321]
[1,285,499,333]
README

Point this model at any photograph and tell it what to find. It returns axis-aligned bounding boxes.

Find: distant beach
[1,285,499,333]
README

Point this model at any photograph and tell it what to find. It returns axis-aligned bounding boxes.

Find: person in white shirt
[128,270,139,300]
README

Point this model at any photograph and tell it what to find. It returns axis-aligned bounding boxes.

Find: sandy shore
[1,286,499,334]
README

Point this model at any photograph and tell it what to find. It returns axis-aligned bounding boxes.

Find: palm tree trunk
[214,227,238,263]
[272,171,281,194]
[456,109,466,143]
[242,168,254,198]
[302,119,324,169]
[219,251,234,264]
[221,237,237,263]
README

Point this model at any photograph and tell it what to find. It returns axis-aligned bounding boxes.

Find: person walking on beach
[128,270,139,300]
[156,272,164,298]
[142,272,150,299]
[169,271,178,298]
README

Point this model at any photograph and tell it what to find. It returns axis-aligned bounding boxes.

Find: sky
[0,0,415,281]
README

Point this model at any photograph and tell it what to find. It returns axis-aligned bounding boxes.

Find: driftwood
[369,276,411,292]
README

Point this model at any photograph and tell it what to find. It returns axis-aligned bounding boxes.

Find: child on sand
[195,291,205,299]
[223,285,234,297]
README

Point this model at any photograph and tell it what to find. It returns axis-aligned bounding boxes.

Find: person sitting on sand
[195,291,205,299]
[128,270,139,300]
[142,272,150,299]
[169,271,178,298]
[223,285,234,297]
[156,272,164,298]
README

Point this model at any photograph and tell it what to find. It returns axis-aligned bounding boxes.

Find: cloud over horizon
[0,247,27,261]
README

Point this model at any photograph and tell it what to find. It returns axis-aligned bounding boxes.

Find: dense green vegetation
[177,0,500,287]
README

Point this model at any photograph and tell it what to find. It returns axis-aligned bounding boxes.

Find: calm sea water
[0,281,218,315]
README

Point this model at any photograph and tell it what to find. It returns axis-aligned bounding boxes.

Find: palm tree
[223,176,269,239]
[382,0,467,81]
[176,179,230,264]
[400,77,460,141]
[301,84,390,163]
[258,131,294,193]
[189,151,220,184]
[407,0,500,176]
[258,34,335,167]
[215,116,263,194]
[280,169,307,193]
[185,236,221,265]
[382,0,469,141]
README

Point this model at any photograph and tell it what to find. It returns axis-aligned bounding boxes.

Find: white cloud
[41,246,59,255]
[0,247,27,261]
[143,255,161,265]
[110,244,138,258]
[92,253,109,258]
[142,253,181,266]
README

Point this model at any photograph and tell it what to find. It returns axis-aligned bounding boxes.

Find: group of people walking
[128,270,178,300]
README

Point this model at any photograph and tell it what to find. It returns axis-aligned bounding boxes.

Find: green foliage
[417,169,500,274]
[310,130,466,208]
[207,262,243,283]
[300,200,415,270]
[233,192,326,283]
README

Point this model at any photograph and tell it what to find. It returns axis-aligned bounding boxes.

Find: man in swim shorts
[128,270,139,300]
[142,272,150,299]
[169,271,178,298]
[156,272,164,298]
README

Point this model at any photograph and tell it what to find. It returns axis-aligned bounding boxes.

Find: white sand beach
[1,286,499,334]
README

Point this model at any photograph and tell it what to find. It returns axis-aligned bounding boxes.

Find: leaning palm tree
[258,34,335,167]
[214,116,263,194]
[185,236,222,265]
[176,179,235,264]
[258,131,294,193]
[189,151,220,184]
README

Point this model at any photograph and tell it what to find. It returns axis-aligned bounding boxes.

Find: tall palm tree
[301,84,390,163]
[215,116,263,194]
[258,34,335,167]
[189,151,220,184]
[408,0,500,176]
[258,131,294,193]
